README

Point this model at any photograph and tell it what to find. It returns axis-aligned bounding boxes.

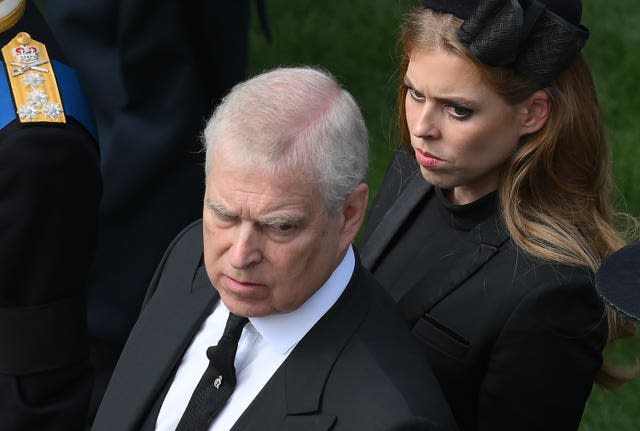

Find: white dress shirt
[155,246,355,431]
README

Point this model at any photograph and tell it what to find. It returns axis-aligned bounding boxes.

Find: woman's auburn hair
[396,7,638,388]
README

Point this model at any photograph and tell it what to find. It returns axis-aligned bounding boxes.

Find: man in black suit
[92,67,457,431]
[0,1,101,429]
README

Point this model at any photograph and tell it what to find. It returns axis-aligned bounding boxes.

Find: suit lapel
[398,214,510,320]
[114,266,217,430]
[232,264,370,431]
[93,221,219,431]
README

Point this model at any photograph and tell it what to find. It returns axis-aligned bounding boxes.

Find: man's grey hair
[202,66,368,214]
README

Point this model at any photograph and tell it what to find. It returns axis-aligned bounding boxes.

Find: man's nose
[228,223,263,269]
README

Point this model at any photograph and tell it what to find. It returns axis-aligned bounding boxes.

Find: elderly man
[92,67,457,431]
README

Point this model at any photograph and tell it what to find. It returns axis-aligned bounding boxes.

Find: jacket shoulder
[322,266,457,430]
[142,219,204,304]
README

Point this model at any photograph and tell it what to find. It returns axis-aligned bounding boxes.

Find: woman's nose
[410,104,442,140]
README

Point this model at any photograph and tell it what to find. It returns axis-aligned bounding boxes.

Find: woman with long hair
[359,1,637,429]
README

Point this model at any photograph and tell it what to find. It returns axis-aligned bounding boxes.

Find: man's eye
[445,105,473,119]
[264,220,299,237]
[272,223,295,232]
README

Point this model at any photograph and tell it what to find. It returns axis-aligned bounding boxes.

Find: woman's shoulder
[482,240,603,327]
[498,244,606,337]
[492,238,593,284]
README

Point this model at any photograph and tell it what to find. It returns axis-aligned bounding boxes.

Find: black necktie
[176,312,249,431]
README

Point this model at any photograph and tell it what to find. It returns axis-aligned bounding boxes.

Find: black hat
[419,0,589,85]
[420,0,582,25]
[595,242,640,322]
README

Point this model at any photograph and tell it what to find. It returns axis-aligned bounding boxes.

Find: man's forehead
[204,177,322,219]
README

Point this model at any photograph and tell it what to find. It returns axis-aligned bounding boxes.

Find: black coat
[0,2,101,430]
[359,150,607,431]
[93,220,459,431]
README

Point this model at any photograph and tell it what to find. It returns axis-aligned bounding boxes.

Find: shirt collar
[248,245,355,354]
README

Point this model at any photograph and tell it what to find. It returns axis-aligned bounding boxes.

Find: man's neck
[0,0,25,33]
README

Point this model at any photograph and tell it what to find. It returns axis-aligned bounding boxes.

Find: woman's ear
[518,89,552,136]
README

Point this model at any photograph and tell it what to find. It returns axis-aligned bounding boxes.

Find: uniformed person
[0,1,101,429]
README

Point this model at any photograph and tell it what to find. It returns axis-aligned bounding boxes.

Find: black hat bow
[421,0,590,85]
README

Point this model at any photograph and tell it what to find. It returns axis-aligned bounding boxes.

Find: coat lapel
[360,174,431,270]
[398,215,510,320]
[107,268,217,430]
[359,150,428,270]
[93,222,219,431]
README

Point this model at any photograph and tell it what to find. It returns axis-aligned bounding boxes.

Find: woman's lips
[414,148,443,168]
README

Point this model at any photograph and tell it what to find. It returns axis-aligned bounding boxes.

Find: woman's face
[404,49,530,205]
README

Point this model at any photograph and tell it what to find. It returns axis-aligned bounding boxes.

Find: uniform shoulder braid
[1,32,65,124]
[0,31,97,137]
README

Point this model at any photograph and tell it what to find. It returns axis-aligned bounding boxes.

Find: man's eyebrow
[206,199,305,225]
[205,199,235,217]
[259,213,305,226]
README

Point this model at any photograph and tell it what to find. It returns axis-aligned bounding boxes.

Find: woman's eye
[405,85,425,102]
[445,105,473,119]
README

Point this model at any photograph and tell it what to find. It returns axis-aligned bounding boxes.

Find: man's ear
[518,89,552,136]
[338,183,369,251]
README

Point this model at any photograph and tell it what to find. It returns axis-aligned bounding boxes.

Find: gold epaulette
[1,32,66,124]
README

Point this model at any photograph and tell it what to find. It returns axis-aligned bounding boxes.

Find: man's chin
[218,294,273,318]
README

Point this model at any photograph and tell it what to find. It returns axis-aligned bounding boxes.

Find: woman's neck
[0,0,26,33]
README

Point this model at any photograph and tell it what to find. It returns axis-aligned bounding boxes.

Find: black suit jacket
[359,150,608,431]
[93,220,459,431]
